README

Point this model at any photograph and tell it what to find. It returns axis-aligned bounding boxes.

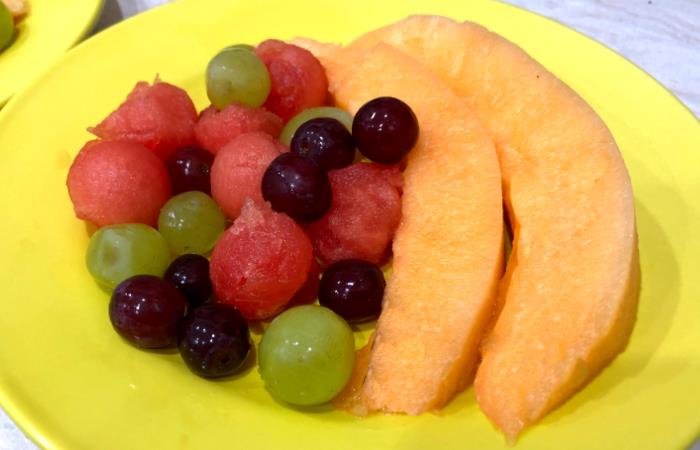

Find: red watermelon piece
[307,163,403,266]
[89,79,197,160]
[210,200,313,321]
[194,104,283,154]
[66,140,171,227]
[255,40,329,121]
[211,132,286,220]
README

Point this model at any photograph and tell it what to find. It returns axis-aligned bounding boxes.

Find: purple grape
[109,275,187,348]
[318,259,385,323]
[165,146,215,195]
[290,118,355,171]
[352,97,419,164]
[261,152,331,222]
[164,254,212,308]
[177,303,251,378]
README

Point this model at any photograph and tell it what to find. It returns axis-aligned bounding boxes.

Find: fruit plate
[0,0,698,448]
[0,0,104,106]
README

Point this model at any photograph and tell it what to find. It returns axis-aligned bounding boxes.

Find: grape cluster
[262,96,418,228]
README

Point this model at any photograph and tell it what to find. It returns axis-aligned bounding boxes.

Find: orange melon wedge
[349,15,640,440]
[313,43,504,415]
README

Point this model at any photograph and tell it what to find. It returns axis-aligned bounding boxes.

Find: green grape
[222,43,254,52]
[158,191,225,256]
[258,305,355,406]
[86,224,171,291]
[206,47,270,109]
[280,107,353,146]
[0,3,14,51]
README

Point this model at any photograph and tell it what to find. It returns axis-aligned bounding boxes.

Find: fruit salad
[67,39,410,408]
[66,15,639,443]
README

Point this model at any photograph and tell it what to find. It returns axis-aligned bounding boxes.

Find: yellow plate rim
[0,0,105,106]
[0,1,698,449]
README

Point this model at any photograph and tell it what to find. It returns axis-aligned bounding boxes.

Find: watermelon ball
[194,104,283,154]
[67,140,171,227]
[89,79,198,160]
[210,200,313,321]
[211,132,285,220]
[307,163,403,266]
[254,40,329,122]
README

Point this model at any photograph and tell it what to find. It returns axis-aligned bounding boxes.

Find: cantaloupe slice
[348,15,640,440]
[315,43,504,415]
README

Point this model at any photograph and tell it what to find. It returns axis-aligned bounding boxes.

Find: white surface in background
[1,0,698,449]
[507,0,699,116]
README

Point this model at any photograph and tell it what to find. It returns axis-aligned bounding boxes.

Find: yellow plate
[0,0,699,448]
[0,0,104,106]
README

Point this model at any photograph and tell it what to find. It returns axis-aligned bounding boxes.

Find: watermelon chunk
[66,140,171,227]
[211,132,286,220]
[255,40,329,121]
[89,79,197,160]
[194,104,283,154]
[210,200,313,321]
[307,163,403,266]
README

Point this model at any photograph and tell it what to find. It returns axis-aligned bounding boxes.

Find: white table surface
[1,1,698,449]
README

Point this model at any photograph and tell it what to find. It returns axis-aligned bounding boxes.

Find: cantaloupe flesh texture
[350,16,640,439]
[314,43,503,415]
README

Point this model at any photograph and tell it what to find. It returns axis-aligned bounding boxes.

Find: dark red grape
[177,303,252,378]
[318,259,385,323]
[290,118,355,171]
[352,97,419,164]
[164,254,212,308]
[165,146,215,195]
[109,275,187,348]
[261,152,331,222]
